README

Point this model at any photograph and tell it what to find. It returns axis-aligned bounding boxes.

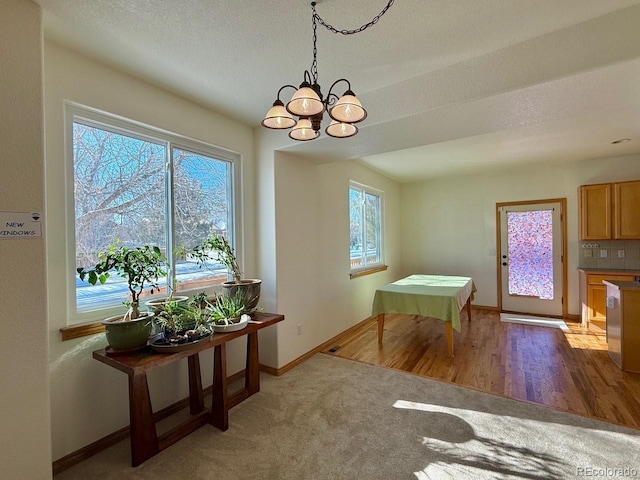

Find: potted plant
[145,245,189,313]
[77,240,166,352]
[145,294,189,314]
[205,291,253,332]
[151,300,211,350]
[191,234,261,309]
[189,291,210,309]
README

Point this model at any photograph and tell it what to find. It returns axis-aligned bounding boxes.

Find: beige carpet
[56,354,640,479]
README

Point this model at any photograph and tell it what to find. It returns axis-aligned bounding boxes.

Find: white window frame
[65,103,242,324]
[349,180,385,274]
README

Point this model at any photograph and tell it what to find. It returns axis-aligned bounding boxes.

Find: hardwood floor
[322,309,640,429]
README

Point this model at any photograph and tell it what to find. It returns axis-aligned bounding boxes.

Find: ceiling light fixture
[262,1,395,141]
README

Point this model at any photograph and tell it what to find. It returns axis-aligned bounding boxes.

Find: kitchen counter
[604,280,640,372]
[578,269,640,325]
[603,280,640,290]
[578,268,640,275]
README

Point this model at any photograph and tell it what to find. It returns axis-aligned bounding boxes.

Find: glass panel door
[500,202,563,316]
[507,209,554,299]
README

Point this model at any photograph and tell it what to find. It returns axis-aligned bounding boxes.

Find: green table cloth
[372,274,476,331]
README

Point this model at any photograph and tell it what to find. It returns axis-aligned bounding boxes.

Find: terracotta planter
[222,279,261,309]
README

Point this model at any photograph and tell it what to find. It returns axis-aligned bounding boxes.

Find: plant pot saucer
[150,332,212,353]
[105,344,149,356]
[211,315,249,333]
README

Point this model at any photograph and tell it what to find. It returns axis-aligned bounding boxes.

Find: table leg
[211,343,229,431]
[128,372,159,466]
[466,297,472,322]
[377,313,385,347]
[446,322,454,357]
[188,354,204,415]
[246,331,260,395]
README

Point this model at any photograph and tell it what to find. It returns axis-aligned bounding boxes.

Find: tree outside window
[349,181,383,271]
[72,114,237,314]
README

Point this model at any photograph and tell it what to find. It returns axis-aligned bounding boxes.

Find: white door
[499,202,563,316]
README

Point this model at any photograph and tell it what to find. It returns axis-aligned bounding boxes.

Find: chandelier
[261,1,395,141]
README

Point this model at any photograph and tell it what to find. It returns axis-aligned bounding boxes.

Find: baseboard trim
[262,308,499,376]
[500,309,581,323]
[260,316,375,376]
[52,369,246,476]
[472,304,499,311]
[263,304,579,377]
[55,305,571,473]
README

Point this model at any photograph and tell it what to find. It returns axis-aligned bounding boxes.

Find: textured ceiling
[36,0,640,181]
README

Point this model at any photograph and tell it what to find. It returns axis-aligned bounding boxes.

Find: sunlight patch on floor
[563,334,608,351]
[500,313,569,331]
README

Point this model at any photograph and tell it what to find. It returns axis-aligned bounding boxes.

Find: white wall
[253,129,280,367]
[0,0,52,478]
[34,10,640,465]
[273,153,402,365]
[44,42,257,461]
[401,154,640,314]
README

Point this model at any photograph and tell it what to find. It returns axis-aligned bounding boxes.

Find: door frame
[496,198,568,318]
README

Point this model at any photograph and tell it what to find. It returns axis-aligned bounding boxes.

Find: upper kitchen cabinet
[580,180,640,240]
[580,183,611,240]
[614,181,640,239]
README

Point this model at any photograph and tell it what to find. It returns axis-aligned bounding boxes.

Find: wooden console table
[93,312,284,466]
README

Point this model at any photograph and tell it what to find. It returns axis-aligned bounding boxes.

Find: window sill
[350,265,388,279]
[60,322,105,341]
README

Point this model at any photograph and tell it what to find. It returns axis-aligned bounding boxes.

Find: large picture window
[70,107,238,316]
[349,181,384,272]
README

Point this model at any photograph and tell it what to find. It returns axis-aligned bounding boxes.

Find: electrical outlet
[584,250,592,258]
[297,324,302,335]
[600,249,608,258]
[618,250,625,258]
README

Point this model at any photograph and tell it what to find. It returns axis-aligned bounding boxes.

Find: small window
[70,106,239,319]
[349,181,384,273]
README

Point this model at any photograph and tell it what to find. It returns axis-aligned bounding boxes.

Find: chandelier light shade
[262,0,394,142]
[329,90,367,124]
[261,99,296,129]
[289,118,320,141]
[286,82,324,117]
[326,120,358,138]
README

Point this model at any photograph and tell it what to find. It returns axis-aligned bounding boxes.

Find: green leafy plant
[191,234,242,281]
[76,240,167,320]
[153,299,212,344]
[206,291,249,325]
[189,291,210,309]
[154,300,197,336]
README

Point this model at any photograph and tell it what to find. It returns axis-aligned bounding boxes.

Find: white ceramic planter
[211,314,249,333]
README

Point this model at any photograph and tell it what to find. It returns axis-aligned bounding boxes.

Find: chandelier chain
[311,10,319,84]
[309,0,394,84]
[312,0,395,36]
[262,1,393,139]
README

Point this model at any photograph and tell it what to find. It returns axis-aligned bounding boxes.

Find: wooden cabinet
[605,280,640,372]
[587,283,607,322]
[580,180,640,240]
[579,270,637,325]
[580,183,611,240]
[614,181,640,239]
